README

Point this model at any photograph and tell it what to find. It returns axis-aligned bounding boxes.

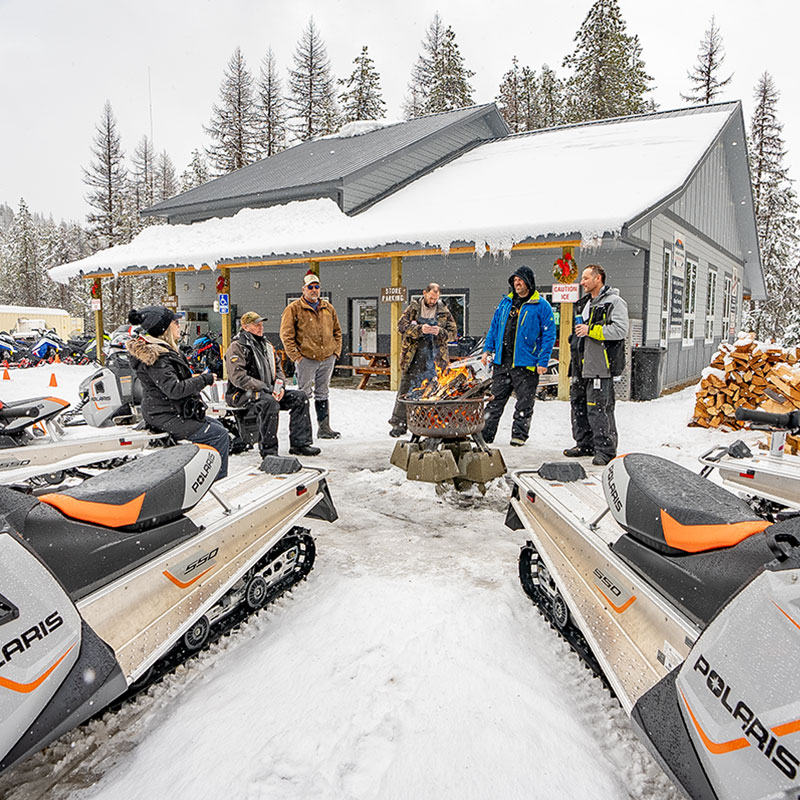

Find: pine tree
[537,64,565,128]
[256,48,287,156]
[339,46,386,123]
[155,150,177,203]
[562,0,655,121]
[744,73,800,341]
[681,16,733,105]
[287,18,339,141]
[83,101,129,251]
[403,13,446,118]
[180,149,211,192]
[3,199,46,306]
[131,135,157,214]
[204,47,261,174]
[497,57,525,132]
[426,25,475,114]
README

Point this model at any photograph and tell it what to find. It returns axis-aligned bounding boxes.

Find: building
[50,101,763,395]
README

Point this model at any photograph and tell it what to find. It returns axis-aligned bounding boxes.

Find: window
[705,268,717,343]
[660,248,671,346]
[722,275,733,341]
[682,258,698,345]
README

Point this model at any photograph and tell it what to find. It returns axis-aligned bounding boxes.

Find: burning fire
[406,363,481,401]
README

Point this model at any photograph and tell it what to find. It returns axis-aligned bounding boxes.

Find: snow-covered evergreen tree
[562,0,655,121]
[155,150,177,203]
[256,48,287,156]
[403,13,445,118]
[0,202,14,234]
[83,101,129,251]
[426,25,474,114]
[537,64,566,128]
[287,19,339,141]
[681,16,732,105]
[2,199,47,306]
[497,57,525,132]
[744,73,800,341]
[339,46,386,123]
[180,149,211,192]
[131,135,157,214]
[204,47,261,174]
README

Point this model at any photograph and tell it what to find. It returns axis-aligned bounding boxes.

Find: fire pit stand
[390,396,506,493]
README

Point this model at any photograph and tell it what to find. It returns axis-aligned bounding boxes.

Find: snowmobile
[0,442,337,776]
[699,407,800,517]
[506,448,800,800]
[0,395,168,486]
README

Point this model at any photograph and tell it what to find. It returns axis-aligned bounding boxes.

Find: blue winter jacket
[484,291,557,369]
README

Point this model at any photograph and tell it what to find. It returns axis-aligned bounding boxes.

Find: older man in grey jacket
[564,264,629,466]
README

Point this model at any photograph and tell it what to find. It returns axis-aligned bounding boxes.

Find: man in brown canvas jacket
[279,272,343,439]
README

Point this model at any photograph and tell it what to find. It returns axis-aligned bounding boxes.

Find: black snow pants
[389,346,434,427]
[251,389,313,457]
[482,364,540,444]
[569,376,618,459]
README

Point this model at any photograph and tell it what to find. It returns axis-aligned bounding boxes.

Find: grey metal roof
[144,104,508,218]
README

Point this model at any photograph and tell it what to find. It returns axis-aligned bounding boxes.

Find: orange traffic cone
[49,372,58,387]
[54,353,61,363]
[2,368,9,381]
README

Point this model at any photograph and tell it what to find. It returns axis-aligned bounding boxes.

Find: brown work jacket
[280,297,342,362]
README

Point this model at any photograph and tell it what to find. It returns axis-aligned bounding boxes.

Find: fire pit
[392,388,505,494]
[402,397,486,439]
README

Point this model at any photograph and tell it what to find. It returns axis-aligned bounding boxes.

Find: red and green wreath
[90,278,102,298]
[552,252,578,283]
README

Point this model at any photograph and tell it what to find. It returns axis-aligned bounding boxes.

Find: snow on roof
[319,119,404,139]
[49,105,734,284]
[0,304,70,316]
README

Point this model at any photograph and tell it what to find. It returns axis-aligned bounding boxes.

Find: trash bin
[631,346,666,401]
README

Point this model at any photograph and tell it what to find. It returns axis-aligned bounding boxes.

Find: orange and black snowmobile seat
[37,443,221,532]
[607,453,770,555]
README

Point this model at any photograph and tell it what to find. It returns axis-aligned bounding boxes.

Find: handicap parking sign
[218,293,229,314]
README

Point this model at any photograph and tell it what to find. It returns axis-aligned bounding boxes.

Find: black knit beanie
[128,306,178,337]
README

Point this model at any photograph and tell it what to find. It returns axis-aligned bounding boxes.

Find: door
[350,298,378,367]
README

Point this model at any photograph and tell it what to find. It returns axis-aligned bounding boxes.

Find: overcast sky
[2,0,798,224]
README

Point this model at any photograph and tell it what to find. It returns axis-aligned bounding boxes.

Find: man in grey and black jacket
[564,264,629,466]
[225,312,320,458]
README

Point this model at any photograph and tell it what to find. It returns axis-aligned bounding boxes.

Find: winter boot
[315,399,341,439]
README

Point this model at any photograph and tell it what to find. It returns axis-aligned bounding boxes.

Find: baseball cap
[241,311,267,326]
[303,273,321,288]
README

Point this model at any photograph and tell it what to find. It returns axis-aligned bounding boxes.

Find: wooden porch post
[557,245,575,401]
[166,271,176,303]
[91,277,105,365]
[390,256,403,391]
[308,260,320,278]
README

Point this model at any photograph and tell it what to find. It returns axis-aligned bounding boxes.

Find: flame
[408,363,480,400]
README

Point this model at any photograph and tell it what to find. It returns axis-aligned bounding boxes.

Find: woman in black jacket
[126,306,229,479]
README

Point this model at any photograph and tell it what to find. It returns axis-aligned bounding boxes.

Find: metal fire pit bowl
[401,397,487,438]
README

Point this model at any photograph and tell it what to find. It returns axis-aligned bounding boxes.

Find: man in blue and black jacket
[481,266,556,446]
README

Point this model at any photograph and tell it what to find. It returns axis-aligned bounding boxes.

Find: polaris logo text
[605,464,622,512]
[191,453,217,493]
[693,655,799,778]
[0,611,64,667]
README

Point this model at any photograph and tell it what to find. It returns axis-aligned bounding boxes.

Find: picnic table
[339,352,391,389]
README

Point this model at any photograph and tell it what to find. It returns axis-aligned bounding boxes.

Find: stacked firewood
[692,334,800,430]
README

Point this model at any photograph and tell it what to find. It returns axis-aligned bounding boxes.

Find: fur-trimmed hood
[126,334,174,366]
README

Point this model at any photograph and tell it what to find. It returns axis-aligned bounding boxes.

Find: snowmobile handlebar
[735,406,800,431]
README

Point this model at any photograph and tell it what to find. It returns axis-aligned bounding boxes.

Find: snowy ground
[0,364,752,800]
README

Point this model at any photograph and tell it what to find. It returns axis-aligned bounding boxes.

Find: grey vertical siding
[668,140,742,259]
